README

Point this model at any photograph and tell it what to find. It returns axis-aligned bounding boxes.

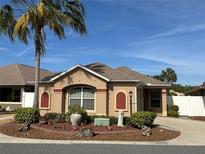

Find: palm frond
[13,14,31,44]
[0,4,16,41]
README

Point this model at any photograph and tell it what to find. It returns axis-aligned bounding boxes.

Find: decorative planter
[70,113,82,126]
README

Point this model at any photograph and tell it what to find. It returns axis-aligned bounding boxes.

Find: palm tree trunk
[33,49,40,108]
[33,27,41,108]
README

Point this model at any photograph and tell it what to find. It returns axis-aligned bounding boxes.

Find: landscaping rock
[76,128,94,138]
[18,123,30,132]
[141,126,152,136]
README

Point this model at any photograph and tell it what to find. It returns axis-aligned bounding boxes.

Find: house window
[41,92,49,108]
[150,90,161,107]
[116,92,126,110]
[69,87,95,111]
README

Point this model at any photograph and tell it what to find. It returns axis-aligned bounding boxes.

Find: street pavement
[0,143,205,154]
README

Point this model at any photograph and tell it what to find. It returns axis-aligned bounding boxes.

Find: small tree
[153,68,177,84]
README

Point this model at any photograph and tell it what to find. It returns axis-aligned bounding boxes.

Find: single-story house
[186,82,205,96]
[0,64,54,109]
[39,63,170,117]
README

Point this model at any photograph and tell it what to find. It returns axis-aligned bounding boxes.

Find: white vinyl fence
[22,92,34,107]
[167,96,205,116]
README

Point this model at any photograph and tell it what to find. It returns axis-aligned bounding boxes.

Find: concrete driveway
[154,117,205,146]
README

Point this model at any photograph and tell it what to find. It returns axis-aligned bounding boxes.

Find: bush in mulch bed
[129,112,157,128]
[14,108,40,123]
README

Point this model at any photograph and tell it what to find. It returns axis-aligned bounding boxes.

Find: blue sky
[0,0,205,85]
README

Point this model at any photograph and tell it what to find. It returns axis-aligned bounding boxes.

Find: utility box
[117,110,124,127]
[94,118,110,126]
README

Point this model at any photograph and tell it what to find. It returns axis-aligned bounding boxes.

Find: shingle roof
[85,63,137,81]
[0,64,54,85]
[115,66,165,85]
[186,82,205,94]
[40,62,168,86]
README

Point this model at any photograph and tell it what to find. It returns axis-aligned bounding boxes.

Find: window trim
[115,91,128,111]
[149,90,161,108]
[40,91,51,110]
[69,86,96,112]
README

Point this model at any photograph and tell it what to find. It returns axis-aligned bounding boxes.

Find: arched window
[41,92,49,108]
[69,87,95,111]
[116,92,126,110]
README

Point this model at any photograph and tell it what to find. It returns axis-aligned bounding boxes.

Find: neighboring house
[39,62,170,117]
[0,64,54,109]
[186,82,205,96]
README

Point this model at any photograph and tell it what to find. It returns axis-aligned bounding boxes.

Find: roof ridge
[15,64,26,85]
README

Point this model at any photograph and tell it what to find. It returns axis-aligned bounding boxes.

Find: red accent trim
[41,92,49,108]
[96,89,107,92]
[54,89,62,92]
[116,92,126,109]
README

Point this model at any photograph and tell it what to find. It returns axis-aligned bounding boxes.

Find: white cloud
[0,47,10,52]
[148,24,205,39]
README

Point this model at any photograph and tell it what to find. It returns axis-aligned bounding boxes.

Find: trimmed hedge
[168,105,179,112]
[14,108,40,123]
[129,111,157,128]
[168,111,179,117]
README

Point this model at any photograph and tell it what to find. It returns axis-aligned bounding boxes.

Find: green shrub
[68,105,89,123]
[168,105,179,112]
[44,112,65,122]
[124,117,131,125]
[168,111,179,117]
[129,111,157,128]
[44,113,59,121]
[14,108,40,123]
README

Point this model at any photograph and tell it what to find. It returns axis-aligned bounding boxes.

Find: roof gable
[46,64,110,83]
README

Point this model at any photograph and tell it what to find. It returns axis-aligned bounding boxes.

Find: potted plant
[69,105,86,126]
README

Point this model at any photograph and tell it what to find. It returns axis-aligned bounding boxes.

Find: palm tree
[160,68,177,84]
[0,0,87,108]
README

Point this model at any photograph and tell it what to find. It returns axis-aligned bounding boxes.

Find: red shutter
[41,92,49,108]
[116,92,126,109]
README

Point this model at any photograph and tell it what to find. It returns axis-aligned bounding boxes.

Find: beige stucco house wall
[39,63,169,117]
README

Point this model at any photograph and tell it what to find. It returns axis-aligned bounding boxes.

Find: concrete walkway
[0,114,14,124]
[0,116,204,145]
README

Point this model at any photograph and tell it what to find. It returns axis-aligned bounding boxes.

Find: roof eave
[110,80,140,83]
[146,83,171,87]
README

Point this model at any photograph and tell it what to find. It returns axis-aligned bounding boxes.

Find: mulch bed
[34,122,137,134]
[0,122,180,141]
[190,116,205,121]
